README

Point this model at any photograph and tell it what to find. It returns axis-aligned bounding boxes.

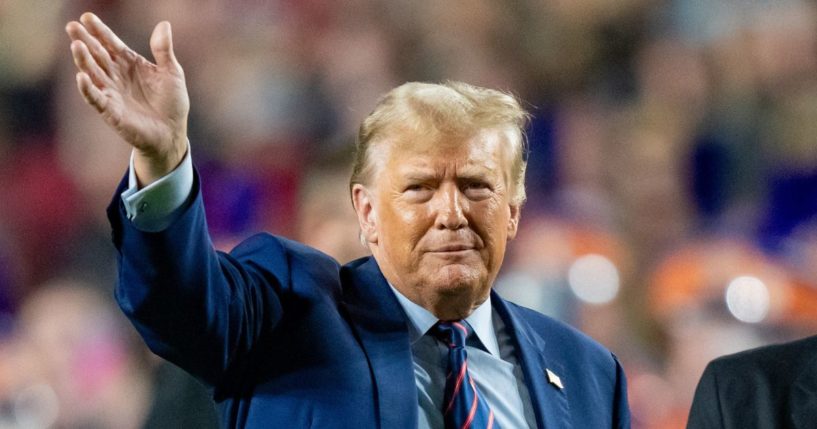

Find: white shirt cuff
[121,144,194,232]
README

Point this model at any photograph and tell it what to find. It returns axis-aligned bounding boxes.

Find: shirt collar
[388,284,500,357]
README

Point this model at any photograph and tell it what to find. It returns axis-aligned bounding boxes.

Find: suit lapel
[492,291,571,429]
[791,350,817,429]
[340,257,418,429]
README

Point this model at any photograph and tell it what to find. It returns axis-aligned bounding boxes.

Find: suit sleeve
[108,168,287,388]
[687,362,724,429]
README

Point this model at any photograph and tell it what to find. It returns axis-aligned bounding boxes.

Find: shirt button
[138,201,149,213]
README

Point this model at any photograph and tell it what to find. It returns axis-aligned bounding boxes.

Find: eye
[402,183,435,202]
[463,181,493,199]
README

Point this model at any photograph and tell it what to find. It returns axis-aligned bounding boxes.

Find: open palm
[66,12,189,183]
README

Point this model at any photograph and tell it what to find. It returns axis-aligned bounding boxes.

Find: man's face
[353,127,520,320]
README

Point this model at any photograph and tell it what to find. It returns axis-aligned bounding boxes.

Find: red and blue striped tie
[432,321,499,429]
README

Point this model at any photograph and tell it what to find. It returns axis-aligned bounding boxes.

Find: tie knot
[431,320,471,349]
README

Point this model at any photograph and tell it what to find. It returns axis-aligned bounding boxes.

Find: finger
[150,21,181,72]
[76,72,107,113]
[70,40,113,88]
[66,21,115,76]
[65,20,81,40]
[79,12,130,58]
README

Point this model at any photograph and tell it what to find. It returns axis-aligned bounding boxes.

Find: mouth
[427,244,477,253]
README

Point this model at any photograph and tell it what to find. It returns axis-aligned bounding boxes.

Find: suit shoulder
[707,335,817,380]
[505,300,615,362]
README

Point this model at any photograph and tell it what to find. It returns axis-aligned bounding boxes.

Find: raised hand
[66,12,190,186]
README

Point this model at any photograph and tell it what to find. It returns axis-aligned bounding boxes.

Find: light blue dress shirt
[389,286,535,429]
[123,148,536,428]
[121,146,195,231]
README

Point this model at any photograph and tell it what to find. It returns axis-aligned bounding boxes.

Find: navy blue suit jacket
[108,173,630,428]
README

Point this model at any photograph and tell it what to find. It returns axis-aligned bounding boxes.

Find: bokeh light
[725,276,770,323]
[567,254,620,305]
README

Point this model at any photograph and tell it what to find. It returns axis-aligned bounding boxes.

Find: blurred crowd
[2,0,817,428]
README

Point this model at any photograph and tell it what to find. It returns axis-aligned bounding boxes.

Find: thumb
[150,21,180,70]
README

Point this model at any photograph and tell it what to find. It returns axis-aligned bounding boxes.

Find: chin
[427,265,489,307]
[435,264,483,289]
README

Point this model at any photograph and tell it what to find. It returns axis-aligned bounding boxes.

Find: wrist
[133,137,188,187]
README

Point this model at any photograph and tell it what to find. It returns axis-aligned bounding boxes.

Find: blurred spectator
[643,237,817,428]
[296,139,369,264]
[0,280,218,428]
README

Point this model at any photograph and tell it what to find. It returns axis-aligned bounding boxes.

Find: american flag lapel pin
[546,368,564,390]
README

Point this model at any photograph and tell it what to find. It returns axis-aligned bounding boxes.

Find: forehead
[378,127,513,173]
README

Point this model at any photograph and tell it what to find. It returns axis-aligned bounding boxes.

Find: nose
[434,183,468,230]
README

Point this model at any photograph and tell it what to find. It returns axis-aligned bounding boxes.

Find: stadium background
[2,1,817,427]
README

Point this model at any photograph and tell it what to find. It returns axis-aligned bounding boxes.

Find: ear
[352,184,379,245]
[507,203,521,240]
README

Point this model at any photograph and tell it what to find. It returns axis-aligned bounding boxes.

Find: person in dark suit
[687,335,817,429]
[65,12,631,428]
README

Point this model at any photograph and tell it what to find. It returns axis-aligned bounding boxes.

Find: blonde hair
[350,81,530,205]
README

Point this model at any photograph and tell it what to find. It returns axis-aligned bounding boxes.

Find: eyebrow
[400,168,496,183]
[456,166,493,180]
[401,172,440,183]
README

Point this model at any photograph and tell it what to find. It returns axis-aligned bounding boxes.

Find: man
[66,12,630,428]
[687,335,817,429]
